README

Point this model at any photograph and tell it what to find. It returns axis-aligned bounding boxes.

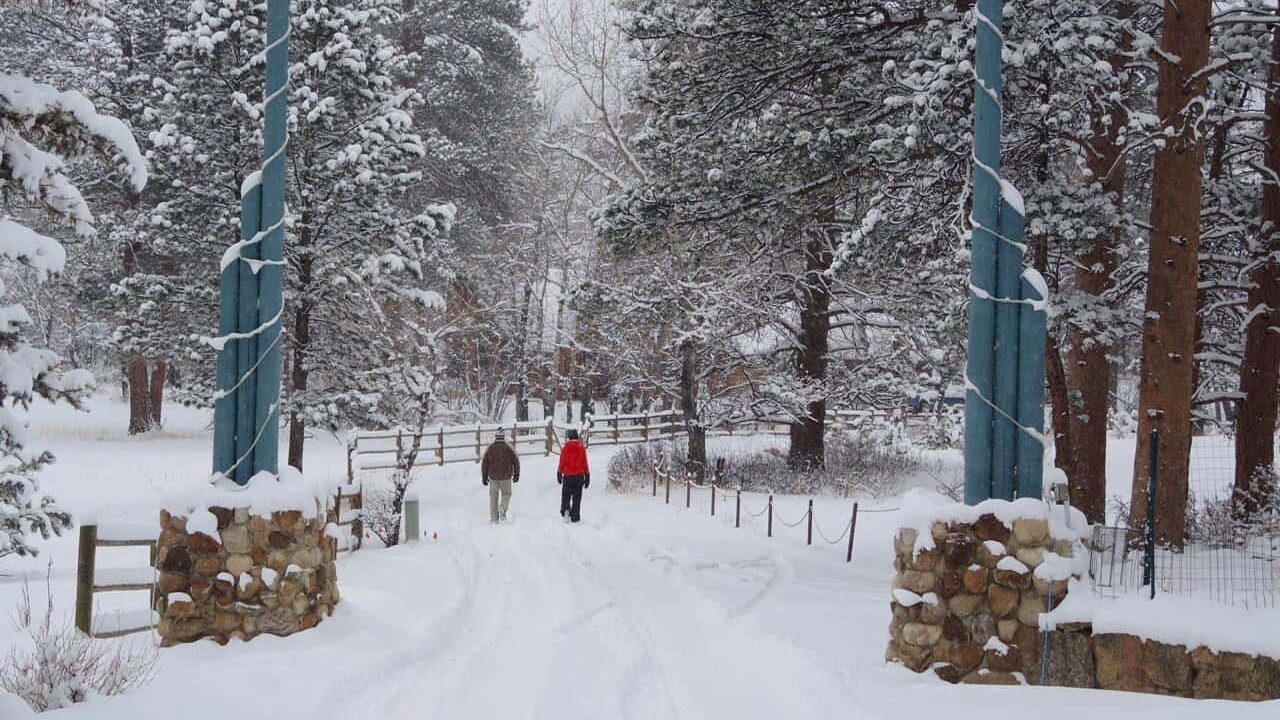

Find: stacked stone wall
[887,513,1280,700]
[154,504,339,645]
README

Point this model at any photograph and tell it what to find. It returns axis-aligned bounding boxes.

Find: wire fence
[1089,431,1280,609]
[647,458,900,563]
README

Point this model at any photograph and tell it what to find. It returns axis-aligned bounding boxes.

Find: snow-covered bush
[1,47,145,560]
[1,579,156,712]
[362,477,411,548]
[608,432,918,498]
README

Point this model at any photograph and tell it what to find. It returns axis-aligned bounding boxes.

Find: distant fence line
[347,408,932,481]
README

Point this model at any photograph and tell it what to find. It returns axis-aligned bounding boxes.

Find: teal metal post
[963,0,1006,505]
[211,0,288,484]
[1016,269,1046,499]
[213,191,250,476]
[992,194,1024,500]
[234,184,261,485]
[252,0,289,477]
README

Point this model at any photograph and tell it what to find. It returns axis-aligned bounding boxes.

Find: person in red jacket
[557,429,590,523]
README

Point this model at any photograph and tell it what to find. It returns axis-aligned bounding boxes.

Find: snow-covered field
[2,397,1276,717]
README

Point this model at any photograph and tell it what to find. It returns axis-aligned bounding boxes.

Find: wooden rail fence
[346,408,929,481]
[75,520,159,638]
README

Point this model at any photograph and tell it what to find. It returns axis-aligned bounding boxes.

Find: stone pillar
[155,502,339,645]
[887,509,1080,685]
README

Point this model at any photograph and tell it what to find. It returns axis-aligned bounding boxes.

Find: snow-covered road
[4,400,1272,718]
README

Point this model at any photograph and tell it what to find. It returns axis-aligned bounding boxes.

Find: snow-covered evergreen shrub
[1,579,156,712]
[2,47,145,560]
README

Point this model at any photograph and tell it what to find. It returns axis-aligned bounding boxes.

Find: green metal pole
[213,186,251,477]
[992,192,1023,500]
[1016,267,1046,499]
[963,0,1006,505]
[252,0,289,477]
[234,184,261,485]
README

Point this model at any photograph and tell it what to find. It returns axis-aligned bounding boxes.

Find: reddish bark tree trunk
[149,359,166,428]
[1233,14,1280,520]
[127,355,152,435]
[1067,81,1129,525]
[1130,0,1212,546]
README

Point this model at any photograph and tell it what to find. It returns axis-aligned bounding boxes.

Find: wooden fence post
[665,470,671,504]
[651,463,657,496]
[75,523,97,635]
[642,414,649,442]
[685,474,691,508]
[806,499,814,546]
[847,503,859,563]
[475,423,482,462]
[735,489,741,528]
[351,485,364,550]
[612,417,619,444]
[545,419,554,456]
[710,483,716,517]
[437,427,445,465]
[346,441,355,484]
[767,495,773,538]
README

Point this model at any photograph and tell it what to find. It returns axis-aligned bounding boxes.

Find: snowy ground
[2,398,1276,717]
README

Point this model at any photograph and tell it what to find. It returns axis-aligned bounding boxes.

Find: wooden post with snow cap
[404,489,420,543]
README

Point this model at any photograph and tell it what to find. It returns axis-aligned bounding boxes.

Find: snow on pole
[252,0,290,478]
[963,0,1006,505]
[1016,269,1047,499]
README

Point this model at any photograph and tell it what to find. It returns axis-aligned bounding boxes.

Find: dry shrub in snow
[1,579,156,712]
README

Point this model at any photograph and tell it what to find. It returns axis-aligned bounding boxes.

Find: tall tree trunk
[1067,74,1130,523]
[287,254,314,472]
[1130,0,1212,546]
[680,338,706,481]
[788,218,833,471]
[149,359,167,428]
[515,283,533,422]
[127,355,152,435]
[1233,14,1280,520]
[1046,334,1074,480]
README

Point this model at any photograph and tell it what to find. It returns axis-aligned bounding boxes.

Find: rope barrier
[815,517,853,545]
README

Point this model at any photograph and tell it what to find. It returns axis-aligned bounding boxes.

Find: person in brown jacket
[481,428,520,522]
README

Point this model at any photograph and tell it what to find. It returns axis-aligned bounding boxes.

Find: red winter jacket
[558,439,589,477]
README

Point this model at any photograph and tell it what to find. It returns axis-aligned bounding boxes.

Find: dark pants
[560,475,585,522]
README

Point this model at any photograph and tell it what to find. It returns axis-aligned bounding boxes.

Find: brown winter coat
[481,441,520,482]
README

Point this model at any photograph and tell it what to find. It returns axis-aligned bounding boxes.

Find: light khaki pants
[489,478,512,521]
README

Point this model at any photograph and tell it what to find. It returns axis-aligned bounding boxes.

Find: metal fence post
[1144,428,1158,599]
[685,475,691,509]
[847,503,859,562]
[735,489,741,528]
[75,523,97,635]
[404,491,420,543]
[806,499,814,546]
[710,483,716,517]
[767,495,773,538]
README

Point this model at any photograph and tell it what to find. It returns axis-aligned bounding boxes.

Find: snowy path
[321,477,860,720]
